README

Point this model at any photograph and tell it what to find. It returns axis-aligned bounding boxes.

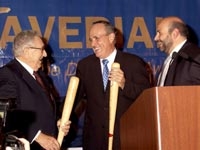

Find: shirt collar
[100,49,117,71]
[169,39,187,57]
[16,58,35,76]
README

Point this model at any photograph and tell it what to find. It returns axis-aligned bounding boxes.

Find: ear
[108,33,115,43]
[23,46,29,54]
[172,28,179,39]
[23,46,32,58]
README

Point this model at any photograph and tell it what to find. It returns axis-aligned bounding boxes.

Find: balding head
[158,16,188,37]
[154,16,189,54]
[161,16,184,24]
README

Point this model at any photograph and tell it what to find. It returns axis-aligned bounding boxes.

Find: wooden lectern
[120,86,200,150]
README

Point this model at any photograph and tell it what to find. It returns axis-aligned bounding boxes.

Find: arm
[109,56,151,100]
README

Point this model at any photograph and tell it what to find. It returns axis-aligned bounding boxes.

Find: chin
[95,53,102,58]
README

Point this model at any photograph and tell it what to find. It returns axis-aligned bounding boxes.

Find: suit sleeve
[121,57,151,100]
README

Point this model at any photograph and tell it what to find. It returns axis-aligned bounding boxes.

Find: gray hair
[92,20,117,35]
[13,30,40,57]
[92,20,118,44]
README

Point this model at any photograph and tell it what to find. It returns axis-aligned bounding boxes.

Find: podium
[120,86,200,150]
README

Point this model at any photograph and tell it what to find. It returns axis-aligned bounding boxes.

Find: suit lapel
[9,59,56,110]
[113,50,122,63]
[94,57,106,91]
[6,60,53,101]
[164,43,188,86]
[164,58,177,86]
[6,59,40,91]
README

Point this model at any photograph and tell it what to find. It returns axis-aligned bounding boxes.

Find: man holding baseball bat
[0,30,71,150]
[74,20,152,150]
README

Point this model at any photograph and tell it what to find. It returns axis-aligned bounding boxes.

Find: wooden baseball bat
[57,76,79,146]
[108,62,120,150]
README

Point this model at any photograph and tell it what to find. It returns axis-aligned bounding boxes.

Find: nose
[43,49,47,57]
[154,34,158,41]
[90,39,97,48]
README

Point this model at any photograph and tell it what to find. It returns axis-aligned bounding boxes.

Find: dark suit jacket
[75,50,151,150]
[0,59,57,149]
[165,41,200,85]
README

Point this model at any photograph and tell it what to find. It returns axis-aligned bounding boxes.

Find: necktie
[157,52,177,86]
[157,56,172,86]
[102,59,109,90]
[164,52,178,85]
[33,71,55,109]
[33,71,56,112]
[33,71,47,91]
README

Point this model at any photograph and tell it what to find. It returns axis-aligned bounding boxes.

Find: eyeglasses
[28,46,45,51]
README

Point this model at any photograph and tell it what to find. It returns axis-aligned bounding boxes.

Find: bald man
[155,16,200,86]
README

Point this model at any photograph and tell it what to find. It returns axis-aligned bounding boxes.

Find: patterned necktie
[102,59,109,90]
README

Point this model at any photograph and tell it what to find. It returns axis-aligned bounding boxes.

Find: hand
[35,132,60,150]
[57,120,71,136]
[109,67,125,89]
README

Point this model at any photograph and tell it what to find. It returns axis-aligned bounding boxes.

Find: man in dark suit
[74,20,151,150]
[0,30,71,150]
[155,16,200,86]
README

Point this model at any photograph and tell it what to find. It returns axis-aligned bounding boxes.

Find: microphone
[172,51,189,60]
[177,51,189,59]
[177,51,200,65]
[171,51,178,59]
[169,52,178,65]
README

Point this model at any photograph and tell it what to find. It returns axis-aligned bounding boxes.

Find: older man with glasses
[0,30,71,150]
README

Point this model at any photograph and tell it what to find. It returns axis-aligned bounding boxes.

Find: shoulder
[0,59,23,77]
[182,41,200,55]
[77,54,97,66]
[0,60,16,75]
[181,41,200,64]
[116,50,147,65]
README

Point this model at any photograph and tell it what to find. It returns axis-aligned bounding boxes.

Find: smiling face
[23,36,47,71]
[27,36,47,71]
[89,23,115,59]
[154,19,173,55]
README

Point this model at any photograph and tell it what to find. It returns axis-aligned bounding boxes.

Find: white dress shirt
[157,40,187,86]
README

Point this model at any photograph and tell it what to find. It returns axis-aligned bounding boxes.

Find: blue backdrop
[1,0,200,97]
